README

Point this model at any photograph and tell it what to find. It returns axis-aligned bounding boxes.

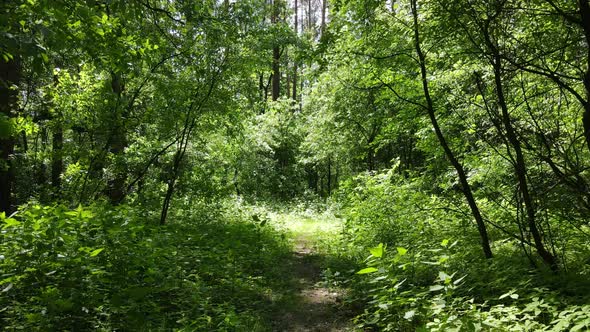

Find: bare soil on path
[272,233,353,332]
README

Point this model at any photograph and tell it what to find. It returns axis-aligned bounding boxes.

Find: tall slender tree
[410,0,493,259]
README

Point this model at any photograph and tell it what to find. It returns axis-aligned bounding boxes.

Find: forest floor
[270,212,354,331]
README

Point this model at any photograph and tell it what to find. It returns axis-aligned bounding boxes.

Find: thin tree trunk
[160,61,223,225]
[293,0,298,102]
[308,0,312,32]
[578,0,590,153]
[286,54,291,99]
[327,156,331,196]
[482,24,557,270]
[410,0,493,259]
[51,124,63,192]
[272,0,280,101]
[107,71,128,204]
[0,56,20,214]
[321,0,327,35]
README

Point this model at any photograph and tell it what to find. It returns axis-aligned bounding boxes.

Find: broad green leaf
[396,247,407,256]
[357,267,378,274]
[370,243,384,258]
[571,321,589,332]
[438,271,451,282]
[2,218,20,228]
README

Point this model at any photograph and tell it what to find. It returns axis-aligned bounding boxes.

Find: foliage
[328,168,590,331]
[0,202,292,331]
[4,0,590,330]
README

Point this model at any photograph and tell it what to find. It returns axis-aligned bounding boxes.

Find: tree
[409,0,493,258]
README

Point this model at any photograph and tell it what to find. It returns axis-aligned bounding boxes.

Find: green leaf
[370,243,384,258]
[357,267,378,274]
[453,274,467,285]
[2,217,20,228]
[421,261,440,265]
[90,248,104,257]
[396,247,407,256]
[2,283,13,292]
[429,285,444,292]
[499,291,517,300]
[571,321,589,332]
[438,271,451,282]
[404,310,415,320]
[441,239,449,247]
[0,114,14,139]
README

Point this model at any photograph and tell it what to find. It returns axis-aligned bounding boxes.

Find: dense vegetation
[2,0,590,330]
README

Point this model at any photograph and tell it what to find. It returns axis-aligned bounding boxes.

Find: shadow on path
[272,235,353,332]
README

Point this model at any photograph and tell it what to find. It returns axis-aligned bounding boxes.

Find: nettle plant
[354,239,465,331]
[353,240,590,331]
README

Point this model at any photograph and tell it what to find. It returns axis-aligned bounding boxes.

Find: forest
[2,0,590,330]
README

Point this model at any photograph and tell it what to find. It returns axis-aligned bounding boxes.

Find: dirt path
[272,234,353,332]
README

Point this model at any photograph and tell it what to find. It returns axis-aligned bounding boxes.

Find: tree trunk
[327,156,332,196]
[410,0,493,259]
[286,50,291,100]
[51,124,63,192]
[321,0,327,35]
[107,71,128,204]
[578,0,590,153]
[482,24,557,270]
[0,57,20,215]
[307,0,312,31]
[292,0,298,102]
[272,0,280,101]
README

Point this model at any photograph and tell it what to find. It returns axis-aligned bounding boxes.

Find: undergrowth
[0,201,292,331]
[317,170,590,331]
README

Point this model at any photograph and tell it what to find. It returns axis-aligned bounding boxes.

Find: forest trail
[271,214,353,331]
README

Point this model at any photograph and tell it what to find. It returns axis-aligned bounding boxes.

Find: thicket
[1,202,293,331]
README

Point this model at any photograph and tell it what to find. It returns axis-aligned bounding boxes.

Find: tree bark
[107,71,128,204]
[578,0,590,153]
[410,0,493,259]
[293,0,298,102]
[482,22,558,270]
[0,57,20,214]
[51,124,63,192]
[272,0,280,101]
[321,0,327,35]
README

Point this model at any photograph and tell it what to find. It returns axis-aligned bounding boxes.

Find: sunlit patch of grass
[267,211,344,242]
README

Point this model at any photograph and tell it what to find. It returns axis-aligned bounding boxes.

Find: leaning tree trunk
[410,0,493,259]
[482,24,558,270]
